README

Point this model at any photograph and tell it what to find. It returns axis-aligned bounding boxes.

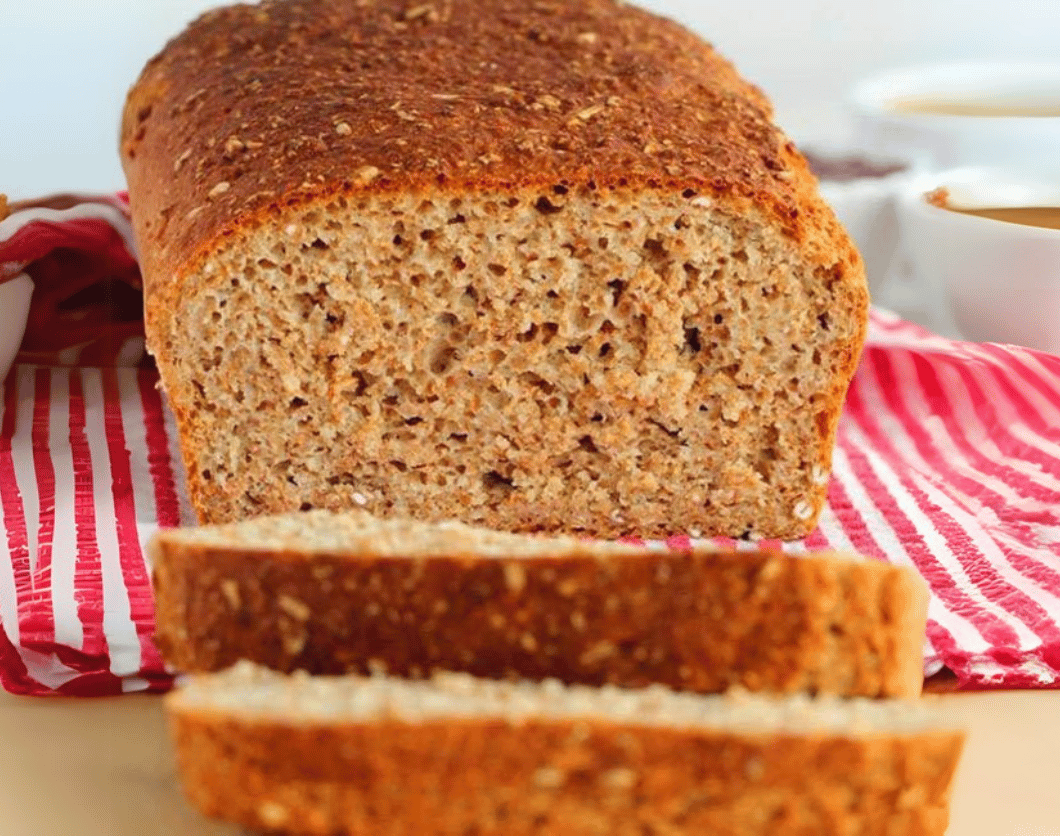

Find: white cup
[851,63,1060,175]
[897,167,1060,353]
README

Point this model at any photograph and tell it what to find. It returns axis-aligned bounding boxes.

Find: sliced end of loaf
[155,186,863,539]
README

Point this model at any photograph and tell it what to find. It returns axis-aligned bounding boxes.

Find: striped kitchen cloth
[2,196,1060,695]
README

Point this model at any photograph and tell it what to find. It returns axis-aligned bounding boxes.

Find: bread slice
[149,510,929,698]
[120,0,867,540]
[167,662,964,836]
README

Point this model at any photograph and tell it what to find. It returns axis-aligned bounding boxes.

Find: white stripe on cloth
[47,370,83,652]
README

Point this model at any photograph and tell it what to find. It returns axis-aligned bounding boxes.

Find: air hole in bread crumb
[643,237,666,258]
[300,502,314,512]
[453,256,467,271]
[682,188,697,198]
[578,435,600,454]
[552,184,569,195]
[420,229,436,241]
[566,344,582,355]
[390,460,408,473]
[448,213,467,224]
[483,471,515,491]
[392,235,404,246]
[818,313,831,331]
[521,373,556,395]
[405,417,423,426]
[534,196,563,215]
[598,237,610,250]
[449,433,468,442]
[599,343,612,358]
[437,312,458,327]
[607,279,626,307]
[290,397,308,409]
[591,413,604,422]
[684,326,702,353]
[430,346,458,374]
[683,262,701,280]
[488,263,507,277]
[201,469,212,481]
[714,313,724,325]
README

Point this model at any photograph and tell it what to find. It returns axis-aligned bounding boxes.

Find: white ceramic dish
[897,167,1060,353]
[0,273,34,381]
[851,63,1060,174]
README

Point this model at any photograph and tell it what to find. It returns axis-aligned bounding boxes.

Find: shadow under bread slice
[149,510,929,698]
[167,662,964,836]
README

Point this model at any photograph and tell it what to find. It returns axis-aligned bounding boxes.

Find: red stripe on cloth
[101,368,164,676]
[67,371,109,662]
[802,529,829,550]
[844,372,1022,650]
[138,368,181,529]
[21,369,57,647]
[0,373,30,627]
[870,347,1060,655]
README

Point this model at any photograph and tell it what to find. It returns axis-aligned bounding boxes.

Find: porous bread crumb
[155,188,859,538]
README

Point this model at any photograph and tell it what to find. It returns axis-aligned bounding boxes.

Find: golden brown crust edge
[150,539,928,699]
[168,711,963,836]
[120,0,865,344]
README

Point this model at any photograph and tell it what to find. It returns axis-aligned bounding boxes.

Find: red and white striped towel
[2,197,1060,696]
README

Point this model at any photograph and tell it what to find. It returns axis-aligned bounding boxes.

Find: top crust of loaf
[120,0,860,307]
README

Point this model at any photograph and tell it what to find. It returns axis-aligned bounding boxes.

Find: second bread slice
[149,510,928,697]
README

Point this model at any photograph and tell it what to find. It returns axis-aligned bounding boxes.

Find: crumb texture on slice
[168,665,964,836]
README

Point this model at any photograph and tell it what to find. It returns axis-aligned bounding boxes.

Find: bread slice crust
[167,667,963,836]
[149,512,928,698]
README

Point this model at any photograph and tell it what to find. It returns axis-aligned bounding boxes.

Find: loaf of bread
[168,662,963,836]
[149,510,928,698]
[120,0,866,539]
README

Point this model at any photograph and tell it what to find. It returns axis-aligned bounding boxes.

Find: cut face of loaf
[168,663,965,836]
[121,0,867,538]
[149,510,929,698]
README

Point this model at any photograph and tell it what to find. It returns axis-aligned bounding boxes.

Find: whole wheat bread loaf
[167,662,963,836]
[149,510,928,698]
[120,0,867,539]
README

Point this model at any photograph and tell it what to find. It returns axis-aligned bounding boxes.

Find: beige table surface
[0,689,1055,836]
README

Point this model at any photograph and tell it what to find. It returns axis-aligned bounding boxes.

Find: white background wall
[2,0,1058,197]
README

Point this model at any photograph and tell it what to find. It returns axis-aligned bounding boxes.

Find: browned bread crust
[121,0,838,288]
[149,512,928,698]
[167,669,963,836]
[121,0,867,538]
